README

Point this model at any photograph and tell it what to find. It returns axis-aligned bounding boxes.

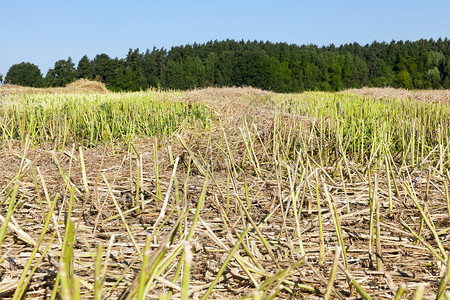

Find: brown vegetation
[0,79,109,96]
[343,87,450,104]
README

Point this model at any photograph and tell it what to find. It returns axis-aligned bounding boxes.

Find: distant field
[0,79,109,96]
[0,86,450,299]
[343,87,450,104]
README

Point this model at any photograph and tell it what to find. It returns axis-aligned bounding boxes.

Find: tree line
[3,38,450,92]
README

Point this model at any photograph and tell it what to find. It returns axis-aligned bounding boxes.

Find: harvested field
[343,87,450,104]
[0,79,109,96]
[0,87,450,299]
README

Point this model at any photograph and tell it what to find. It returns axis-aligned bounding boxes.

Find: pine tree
[76,55,93,79]
[46,57,76,87]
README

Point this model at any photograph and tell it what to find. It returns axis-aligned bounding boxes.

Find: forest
[3,38,450,92]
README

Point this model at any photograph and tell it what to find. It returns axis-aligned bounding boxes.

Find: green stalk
[137,236,152,300]
[412,284,424,300]
[199,218,259,287]
[338,263,373,300]
[72,277,80,300]
[12,190,59,296]
[136,154,142,210]
[338,163,350,213]
[94,245,103,300]
[79,146,90,195]
[167,173,209,298]
[416,169,431,246]
[154,157,180,228]
[176,134,207,176]
[315,170,325,264]
[436,252,450,299]
[30,166,46,222]
[37,166,62,243]
[404,182,446,258]
[385,155,393,211]
[374,174,383,271]
[445,182,450,222]
[393,283,406,300]
[60,216,76,294]
[322,178,348,269]
[0,183,19,247]
[181,242,192,300]
[259,258,306,297]
[103,174,140,254]
[234,193,281,270]
[59,262,71,300]
[324,245,341,300]
[288,159,306,257]
[123,209,187,300]
[400,219,445,264]
[154,142,163,200]
[200,225,250,300]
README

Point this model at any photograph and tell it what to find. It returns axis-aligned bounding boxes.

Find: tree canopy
[5,38,450,91]
[4,62,44,87]
[46,57,76,87]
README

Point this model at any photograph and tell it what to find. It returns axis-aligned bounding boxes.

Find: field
[0,83,450,299]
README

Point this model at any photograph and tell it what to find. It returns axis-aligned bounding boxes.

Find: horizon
[2,0,449,78]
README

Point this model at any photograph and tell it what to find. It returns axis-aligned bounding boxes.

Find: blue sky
[1,0,449,78]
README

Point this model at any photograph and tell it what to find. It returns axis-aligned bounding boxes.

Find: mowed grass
[0,87,450,299]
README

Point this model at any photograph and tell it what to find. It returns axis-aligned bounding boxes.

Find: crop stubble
[0,86,449,299]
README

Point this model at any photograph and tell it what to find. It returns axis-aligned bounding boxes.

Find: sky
[1,0,449,79]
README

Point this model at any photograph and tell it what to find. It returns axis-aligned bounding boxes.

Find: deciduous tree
[5,62,44,87]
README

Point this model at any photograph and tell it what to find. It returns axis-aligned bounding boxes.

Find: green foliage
[92,54,118,88]
[426,67,441,89]
[7,38,449,92]
[76,55,93,79]
[5,62,44,87]
[46,57,76,87]
[370,58,394,87]
[73,38,448,92]
[396,69,413,89]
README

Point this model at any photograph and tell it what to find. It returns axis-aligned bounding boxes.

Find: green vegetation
[0,88,450,299]
[4,62,44,87]
[0,92,211,147]
[46,57,77,87]
[4,38,450,92]
[271,92,450,165]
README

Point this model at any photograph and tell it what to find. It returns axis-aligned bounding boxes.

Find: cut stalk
[0,183,19,247]
[94,245,103,300]
[412,284,424,300]
[393,283,406,300]
[338,263,373,300]
[324,245,341,300]
[437,252,450,300]
[322,177,348,269]
[181,242,192,300]
[102,174,140,254]
[200,225,250,300]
